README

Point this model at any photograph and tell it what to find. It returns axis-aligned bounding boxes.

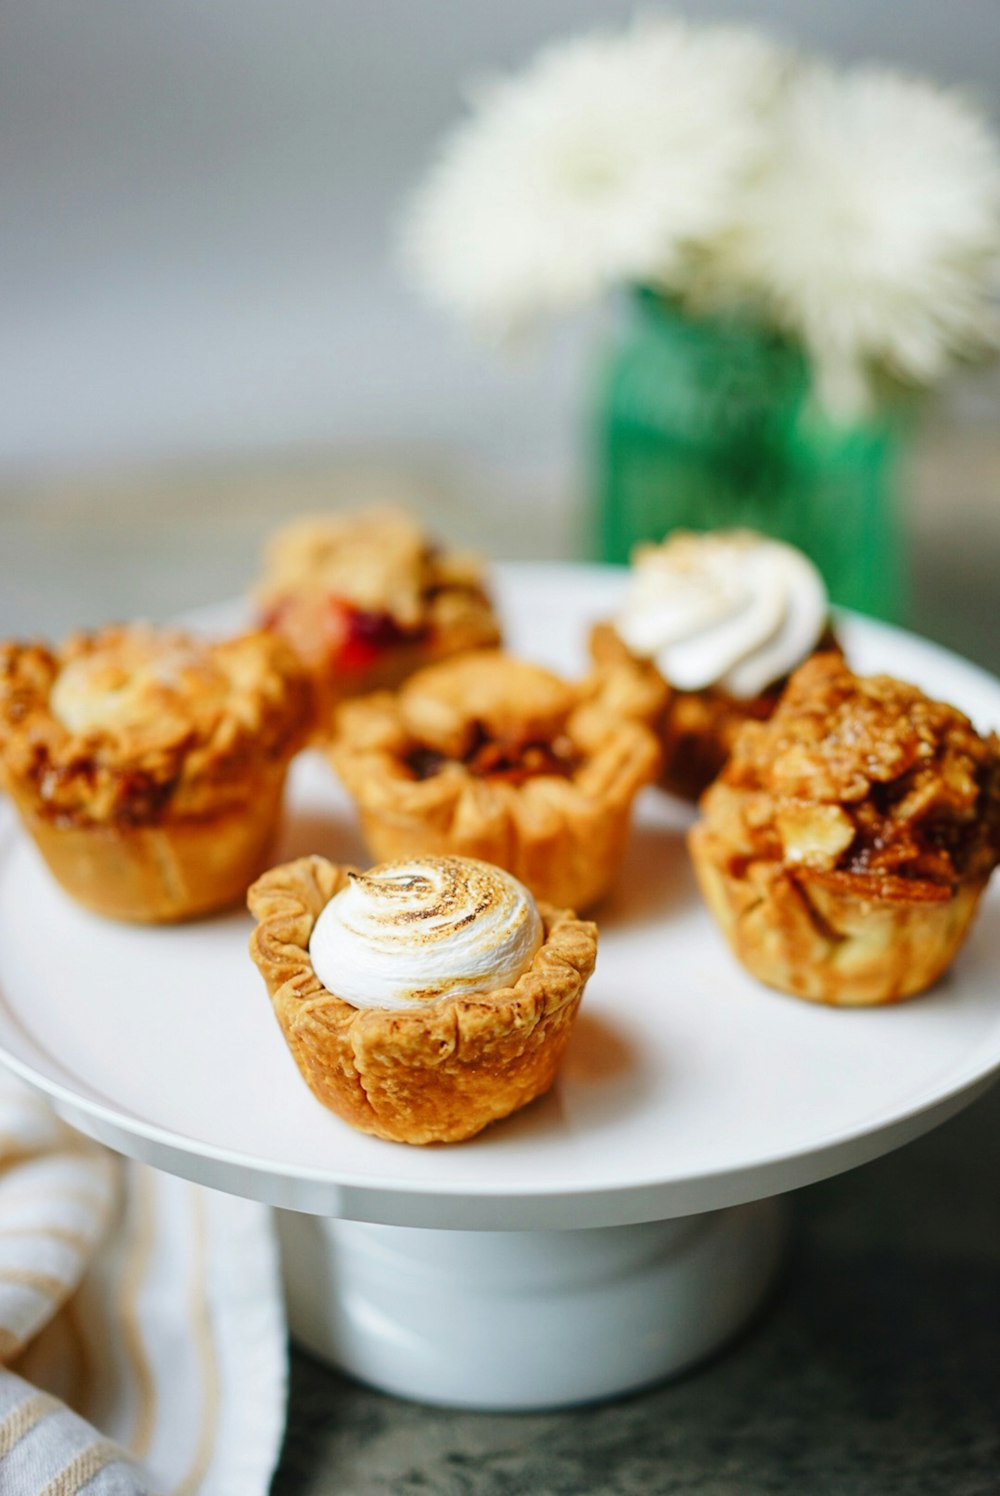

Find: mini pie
[326,649,662,910]
[0,624,313,923]
[247,854,599,1144]
[255,505,501,726]
[591,530,837,800]
[591,619,787,801]
[688,653,1000,1005]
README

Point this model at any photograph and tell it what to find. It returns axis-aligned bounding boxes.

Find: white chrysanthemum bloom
[709,64,1000,419]
[400,17,787,334]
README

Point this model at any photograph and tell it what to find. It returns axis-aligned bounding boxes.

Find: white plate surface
[1,564,999,1229]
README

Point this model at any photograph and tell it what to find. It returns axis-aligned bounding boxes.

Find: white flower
[706,64,1000,418]
[400,17,786,335]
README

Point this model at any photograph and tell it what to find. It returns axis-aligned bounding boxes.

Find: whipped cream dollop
[309,856,543,1011]
[614,531,828,699]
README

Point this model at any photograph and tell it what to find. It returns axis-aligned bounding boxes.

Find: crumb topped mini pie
[689,653,1000,1005]
[247,853,598,1144]
[326,649,661,910]
[255,505,501,724]
[0,624,312,922]
[591,529,837,799]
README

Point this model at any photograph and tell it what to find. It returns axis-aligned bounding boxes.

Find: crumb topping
[707,653,1000,892]
[256,507,492,672]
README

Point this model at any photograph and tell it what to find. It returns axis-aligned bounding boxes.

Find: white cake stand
[1,566,999,1410]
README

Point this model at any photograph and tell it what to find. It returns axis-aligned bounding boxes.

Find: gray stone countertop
[1,428,998,1495]
[274,1090,1000,1496]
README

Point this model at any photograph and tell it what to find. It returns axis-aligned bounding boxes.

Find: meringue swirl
[308,856,543,1011]
[614,530,828,700]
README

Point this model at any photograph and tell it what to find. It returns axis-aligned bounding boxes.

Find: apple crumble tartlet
[0,624,312,922]
[591,530,836,800]
[688,653,1000,1005]
[326,649,661,910]
[247,854,598,1143]
[255,506,501,724]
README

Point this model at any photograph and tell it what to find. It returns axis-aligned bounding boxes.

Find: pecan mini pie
[591,530,836,800]
[255,506,501,726]
[247,854,598,1144]
[326,650,661,910]
[688,653,1000,1005]
[0,624,312,923]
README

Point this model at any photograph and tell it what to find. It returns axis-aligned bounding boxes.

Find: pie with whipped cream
[255,505,501,728]
[0,624,312,922]
[326,649,661,910]
[591,529,837,800]
[688,653,1000,1005]
[247,854,598,1143]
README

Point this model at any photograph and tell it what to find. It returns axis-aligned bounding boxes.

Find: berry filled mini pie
[688,653,1000,1005]
[247,854,598,1144]
[326,649,661,910]
[590,529,836,800]
[0,624,312,922]
[255,506,501,725]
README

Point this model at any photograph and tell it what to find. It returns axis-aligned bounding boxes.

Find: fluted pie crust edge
[327,650,661,911]
[588,620,837,801]
[247,854,599,1144]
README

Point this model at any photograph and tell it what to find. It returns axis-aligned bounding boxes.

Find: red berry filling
[332,601,423,672]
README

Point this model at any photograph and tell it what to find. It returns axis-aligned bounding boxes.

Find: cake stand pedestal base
[276,1198,788,1411]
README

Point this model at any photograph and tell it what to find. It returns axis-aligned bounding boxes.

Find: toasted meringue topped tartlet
[255,505,501,727]
[0,623,312,923]
[689,654,1000,1006]
[591,529,836,799]
[326,649,661,911]
[310,857,543,1011]
[247,854,598,1144]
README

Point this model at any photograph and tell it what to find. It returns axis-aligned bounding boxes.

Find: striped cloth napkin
[0,1076,287,1495]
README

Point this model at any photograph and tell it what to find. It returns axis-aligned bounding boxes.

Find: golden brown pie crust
[247,854,598,1144]
[256,506,502,725]
[326,650,661,910]
[0,625,313,922]
[590,620,839,801]
[688,653,1000,1005]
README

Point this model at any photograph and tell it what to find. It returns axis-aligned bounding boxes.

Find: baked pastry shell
[301,588,502,731]
[7,761,291,924]
[688,820,990,1006]
[590,621,827,801]
[0,628,312,923]
[256,511,502,728]
[247,855,599,1144]
[327,658,661,911]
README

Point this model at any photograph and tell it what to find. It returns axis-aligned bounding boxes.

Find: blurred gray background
[2,16,999,1496]
[1,1,998,659]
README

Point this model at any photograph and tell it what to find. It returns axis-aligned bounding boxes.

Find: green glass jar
[590,289,905,621]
